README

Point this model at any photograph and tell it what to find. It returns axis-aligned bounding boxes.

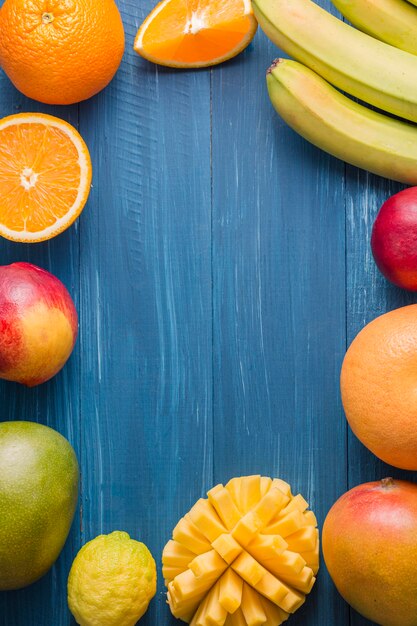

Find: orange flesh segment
[135,0,257,66]
[0,123,80,233]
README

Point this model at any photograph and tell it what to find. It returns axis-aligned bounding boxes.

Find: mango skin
[0,421,79,590]
[323,479,417,626]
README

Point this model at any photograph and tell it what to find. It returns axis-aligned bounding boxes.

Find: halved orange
[0,113,92,243]
[134,0,258,68]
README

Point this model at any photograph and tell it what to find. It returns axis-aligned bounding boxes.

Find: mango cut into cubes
[219,568,243,613]
[163,475,319,625]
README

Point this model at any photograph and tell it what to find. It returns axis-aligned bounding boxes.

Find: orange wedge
[0,113,92,243]
[134,0,258,68]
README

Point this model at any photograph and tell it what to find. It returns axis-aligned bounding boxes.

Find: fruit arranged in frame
[332,0,417,56]
[267,59,417,185]
[252,0,417,124]
[163,475,319,625]
[0,0,125,105]
[341,304,417,469]
[0,421,79,590]
[371,188,417,290]
[0,113,92,243]
[0,262,78,387]
[68,531,157,626]
[323,478,417,626]
[134,0,257,68]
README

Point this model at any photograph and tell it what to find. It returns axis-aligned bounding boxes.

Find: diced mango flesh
[209,486,242,530]
[173,516,212,555]
[254,570,289,605]
[163,565,188,581]
[303,510,317,527]
[300,534,320,575]
[278,587,305,614]
[239,476,262,514]
[232,551,266,586]
[262,550,306,578]
[189,498,227,542]
[163,539,195,581]
[173,569,216,602]
[265,510,305,537]
[189,549,228,580]
[277,494,309,518]
[260,477,273,497]
[241,583,267,626]
[271,479,292,498]
[260,597,290,626]
[163,476,319,625]
[202,581,228,626]
[279,566,315,594]
[228,608,247,626]
[253,488,290,526]
[162,539,196,566]
[212,533,243,564]
[219,567,244,613]
[287,527,316,554]
[247,534,287,562]
[232,512,262,547]
[226,478,244,512]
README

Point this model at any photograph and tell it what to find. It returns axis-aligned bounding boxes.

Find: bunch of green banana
[253,0,417,183]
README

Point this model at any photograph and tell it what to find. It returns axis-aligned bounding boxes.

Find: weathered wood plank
[77,1,212,624]
[211,1,348,622]
[1,0,410,624]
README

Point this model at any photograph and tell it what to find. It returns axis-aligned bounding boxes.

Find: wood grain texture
[211,3,348,621]
[77,1,212,624]
[0,0,414,625]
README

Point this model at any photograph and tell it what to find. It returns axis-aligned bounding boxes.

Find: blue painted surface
[0,1,415,625]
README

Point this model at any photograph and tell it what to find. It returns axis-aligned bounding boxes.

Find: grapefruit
[341,304,417,469]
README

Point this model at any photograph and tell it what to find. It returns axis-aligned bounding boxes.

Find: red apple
[323,478,417,626]
[0,263,78,386]
[371,187,417,290]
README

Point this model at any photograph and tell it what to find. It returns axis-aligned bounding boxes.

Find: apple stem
[381,477,395,489]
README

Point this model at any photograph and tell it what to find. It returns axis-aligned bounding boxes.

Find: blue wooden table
[0,1,414,625]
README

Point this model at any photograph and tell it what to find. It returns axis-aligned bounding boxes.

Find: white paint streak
[96,271,102,384]
[95,405,104,532]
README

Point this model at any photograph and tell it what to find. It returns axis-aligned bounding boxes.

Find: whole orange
[0,0,125,105]
[341,304,417,469]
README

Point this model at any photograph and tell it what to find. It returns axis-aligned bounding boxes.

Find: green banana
[332,0,417,56]
[267,58,417,184]
[252,0,417,123]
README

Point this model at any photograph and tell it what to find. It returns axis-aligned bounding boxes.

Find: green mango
[0,421,79,589]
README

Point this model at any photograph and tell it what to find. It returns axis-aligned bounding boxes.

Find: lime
[68,531,157,626]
